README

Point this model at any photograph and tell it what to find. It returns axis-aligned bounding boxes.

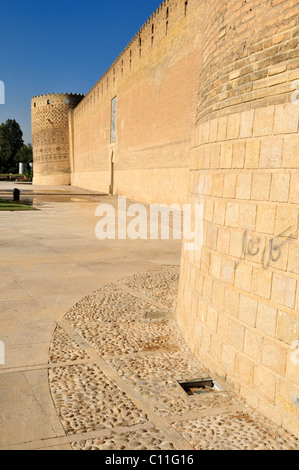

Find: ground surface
[0,198,36,211]
[48,266,299,451]
[0,182,298,450]
[0,182,181,450]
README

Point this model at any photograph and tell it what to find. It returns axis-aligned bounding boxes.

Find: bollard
[13,188,20,202]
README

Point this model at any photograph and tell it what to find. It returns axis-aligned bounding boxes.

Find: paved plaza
[0,183,298,450]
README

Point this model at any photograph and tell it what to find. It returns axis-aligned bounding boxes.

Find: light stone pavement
[0,182,180,450]
[47,267,298,451]
[0,183,298,450]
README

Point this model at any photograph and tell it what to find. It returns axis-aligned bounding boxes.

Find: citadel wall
[70,0,203,205]
[177,0,299,437]
[31,0,299,437]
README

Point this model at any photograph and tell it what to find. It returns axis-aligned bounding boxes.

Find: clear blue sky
[0,0,162,144]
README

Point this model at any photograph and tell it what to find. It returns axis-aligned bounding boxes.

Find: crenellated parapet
[32,93,85,108]
[74,0,189,113]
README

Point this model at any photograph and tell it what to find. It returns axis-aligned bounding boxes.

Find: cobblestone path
[48,266,299,450]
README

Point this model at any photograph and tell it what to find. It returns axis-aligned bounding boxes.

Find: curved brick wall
[31,93,84,185]
[177,0,299,437]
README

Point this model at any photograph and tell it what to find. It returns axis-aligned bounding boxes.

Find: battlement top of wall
[32,92,85,100]
[82,0,178,99]
[140,0,170,27]
[31,93,85,109]
[119,0,171,52]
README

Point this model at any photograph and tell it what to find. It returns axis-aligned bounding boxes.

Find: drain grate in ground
[178,378,223,396]
[144,311,169,320]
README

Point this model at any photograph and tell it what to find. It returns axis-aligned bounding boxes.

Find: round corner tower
[31,93,84,185]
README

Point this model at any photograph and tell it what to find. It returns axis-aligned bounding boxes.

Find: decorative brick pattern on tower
[31,93,84,185]
[177,0,299,437]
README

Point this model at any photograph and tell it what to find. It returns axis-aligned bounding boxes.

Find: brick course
[177,0,299,438]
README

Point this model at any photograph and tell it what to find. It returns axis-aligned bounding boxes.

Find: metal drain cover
[178,378,223,396]
[144,311,168,320]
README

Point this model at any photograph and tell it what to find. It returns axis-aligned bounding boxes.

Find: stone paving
[48,266,299,451]
[0,184,298,451]
[0,183,181,450]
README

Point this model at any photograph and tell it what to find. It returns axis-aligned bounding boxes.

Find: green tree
[0,119,24,173]
[15,144,33,164]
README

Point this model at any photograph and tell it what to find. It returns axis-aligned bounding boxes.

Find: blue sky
[0,0,162,144]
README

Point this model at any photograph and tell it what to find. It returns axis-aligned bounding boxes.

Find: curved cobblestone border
[48,266,299,450]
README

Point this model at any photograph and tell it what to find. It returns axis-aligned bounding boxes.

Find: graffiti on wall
[236,226,296,270]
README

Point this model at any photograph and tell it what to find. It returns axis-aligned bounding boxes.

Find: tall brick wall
[71,0,203,205]
[177,0,299,437]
